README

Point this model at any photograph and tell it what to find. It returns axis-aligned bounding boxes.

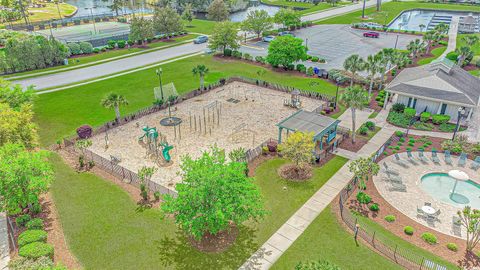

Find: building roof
[387,59,480,107]
[277,110,340,139]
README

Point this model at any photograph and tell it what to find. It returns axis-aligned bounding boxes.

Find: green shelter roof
[276,110,340,139]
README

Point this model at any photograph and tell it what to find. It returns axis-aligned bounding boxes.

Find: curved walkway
[374,152,480,239]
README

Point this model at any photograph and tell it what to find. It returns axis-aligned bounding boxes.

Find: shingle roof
[387,59,480,106]
[277,110,340,138]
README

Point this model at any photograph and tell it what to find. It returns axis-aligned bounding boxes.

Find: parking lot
[240,24,418,70]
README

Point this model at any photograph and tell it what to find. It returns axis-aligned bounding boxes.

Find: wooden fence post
[372,231,376,247]
[394,244,398,263]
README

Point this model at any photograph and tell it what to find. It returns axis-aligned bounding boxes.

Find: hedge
[404,107,416,118]
[18,242,54,259]
[18,230,47,248]
[26,218,44,230]
[432,114,450,125]
[420,111,431,122]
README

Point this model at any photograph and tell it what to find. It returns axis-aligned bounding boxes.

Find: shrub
[107,40,116,48]
[232,50,242,58]
[432,114,450,125]
[413,122,434,131]
[420,112,431,122]
[16,214,31,227]
[365,121,375,130]
[446,243,458,252]
[127,39,134,46]
[395,131,404,137]
[399,137,405,142]
[295,260,340,270]
[67,43,81,55]
[387,111,410,127]
[446,51,459,62]
[384,215,396,222]
[296,64,305,72]
[153,191,160,201]
[311,56,319,62]
[243,53,253,61]
[356,192,371,204]
[223,48,232,56]
[286,63,295,70]
[93,47,100,53]
[369,203,379,211]
[31,203,42,214]
[18,242,54,259]
[8,256,54,270]
[421,232,437,244]
[255,56,265,63]
[117,40,126,48]
[79,42,93,54]
[394,146,400,150]
[359,126,368,135]
[26,218,44,230]
[306,67,314,76]
[404,107,416,118]
[392,103,405,113]
[18,230,47,247]
[404,226,414,235]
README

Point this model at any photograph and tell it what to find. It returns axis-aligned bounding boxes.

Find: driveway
[14,42,207,90]
[240,24,418,70]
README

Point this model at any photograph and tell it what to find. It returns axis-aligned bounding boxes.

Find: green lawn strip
[357,126,381,141]
[184,19,219,35]
[469,69,480,76]
[417,46,447,66]
[6,34,199,80]
[330,103,347,119]
[353,213,457,269]
[368,111,379,119]
[457,33,480,55]
[271,206,402,269]
[50,152,347,269]
[316,2,480,25]
[34,55,339,146]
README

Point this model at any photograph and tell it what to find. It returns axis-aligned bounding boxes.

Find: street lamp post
[394,23,402,49]
[334,79,340,110]
[156,68,164,101]
[452,107,466,140]
[54,0,63,23]
[85,7,97,34]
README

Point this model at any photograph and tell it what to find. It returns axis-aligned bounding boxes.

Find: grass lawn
[457,33,480,55]
[50,151,347,269]
[469,69,480,76]
[417,46,447,66]
[7,3,76,24]
[353,213,457,269]
[183,19,219,35]
[317,2,480,25]
[357,126,381,140]
[368,111,379,119]
[271,206,402,269]
[34,55,340,146]
[5,34,198,79]
[260,0,351,15]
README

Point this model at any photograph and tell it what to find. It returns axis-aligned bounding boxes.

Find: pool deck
[374,152,480,239]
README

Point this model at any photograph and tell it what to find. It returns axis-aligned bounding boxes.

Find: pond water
[420,173,480,209]
[229,4,281,22]
[388,9,478,32]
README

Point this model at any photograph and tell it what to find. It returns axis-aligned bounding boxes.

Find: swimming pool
[420,173,480,208]
[388,9,480,32]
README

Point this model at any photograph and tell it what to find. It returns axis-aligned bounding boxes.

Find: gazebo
[276,110,341,151]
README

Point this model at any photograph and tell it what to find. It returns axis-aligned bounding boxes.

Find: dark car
[363,31,380,38]
[193,35,208,44]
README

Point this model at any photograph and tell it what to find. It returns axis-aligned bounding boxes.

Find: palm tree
[423,31,436,54]
[365,54,381,97]
[101,93,129,122]
[456,46,474,67]
[434,23,449,36]
[419,24,426,32]
[340,85,369,144]
[192,64,209,91]
[407,39,425,58]
[377,48,394,90]
[343,54,365,87]
[462,35,479,47]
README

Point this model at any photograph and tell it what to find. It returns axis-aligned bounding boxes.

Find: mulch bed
[188,224,239,253]
[278,164,313,181]
[338,136,369,153]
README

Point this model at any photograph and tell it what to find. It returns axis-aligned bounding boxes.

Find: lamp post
[156,68,164,101]
[452,107,466,140]
[334,79,340,110]
[85,7,97,34]
[54,0,63,23]
[394,23,402,49]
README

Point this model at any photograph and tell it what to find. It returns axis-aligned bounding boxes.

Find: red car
[363,31,380,38]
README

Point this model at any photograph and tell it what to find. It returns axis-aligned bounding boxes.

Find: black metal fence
[6,216,17,251]
[338,138,450,270]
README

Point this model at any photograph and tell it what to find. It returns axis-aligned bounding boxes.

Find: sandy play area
[88,82,325,188]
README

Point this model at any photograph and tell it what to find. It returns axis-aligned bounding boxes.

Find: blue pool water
[388,9,479,32]
[420,173,480,208]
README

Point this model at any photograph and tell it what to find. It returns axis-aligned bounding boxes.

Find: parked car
[262,35,275,42]
[278,31,295,37]
[358,22,383,29]
[363,31,380,38]
[193,35,208,44]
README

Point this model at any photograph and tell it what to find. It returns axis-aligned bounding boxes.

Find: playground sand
[88,82,325,189]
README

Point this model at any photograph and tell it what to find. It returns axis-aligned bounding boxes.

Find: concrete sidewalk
[0,213,9,270]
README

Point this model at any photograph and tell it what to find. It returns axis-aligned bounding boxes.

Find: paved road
[302,0,391,22]
[15,42,207,90]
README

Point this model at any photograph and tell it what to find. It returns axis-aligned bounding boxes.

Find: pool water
[388,9,478,32]
[420,173,480,208]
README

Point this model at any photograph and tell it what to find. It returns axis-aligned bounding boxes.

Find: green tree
[406,38,425,58]
[0,103,38,148]
[138,166,156,201]
[208,21,239,55]
[365,54,381,97]
[266,35,307,69]
[348,157,379,190]
[343,54,365,87]
[101,93,129,122]
[161,146,266,240]
[241,10,273,38]
[457,206,480,251]
[74,139,92,169]
[0,79,35,110]
[377,48,395,89]
[102,0,124,16]
[0,143,53,214]
[280,131,315,169]
[340,86,369,144]
[129,16,154,44]
[456,46,474,67]
[192,64,209,91]
[463,35,479,47]
[423,31,436,54]
[153,6,184,37]
[181,3,194,26]
[434,23,449,36]
[273,8,300,28]
[207,0,229,21]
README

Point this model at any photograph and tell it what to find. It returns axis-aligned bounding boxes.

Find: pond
[229,4,281,22]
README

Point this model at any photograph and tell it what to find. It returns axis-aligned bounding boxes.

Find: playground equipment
[138,125,160,157]
[189,101,222,136]
[228,123,257,147]
[284,89,302,109]
[160,142,174,162]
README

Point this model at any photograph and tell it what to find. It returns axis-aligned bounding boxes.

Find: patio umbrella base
[449,193,470,204]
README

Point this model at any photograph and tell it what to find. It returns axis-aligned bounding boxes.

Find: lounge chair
[471,156,480,171]
[389,182,407,192]
[382,162,400,175]
[424,202,431,206]
[418,149,429,163]
[431,150,441,164]
[406,150,418,164]
[444,150,453,165]
[382,173,403,183]
[458,152,467,167]
[394,153,408,168]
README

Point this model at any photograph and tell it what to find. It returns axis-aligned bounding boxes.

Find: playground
[34,21,130,43]
[87,81,324,188]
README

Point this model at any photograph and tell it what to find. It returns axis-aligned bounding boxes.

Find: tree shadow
[155,225,263,269]
[458,250,480,269]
